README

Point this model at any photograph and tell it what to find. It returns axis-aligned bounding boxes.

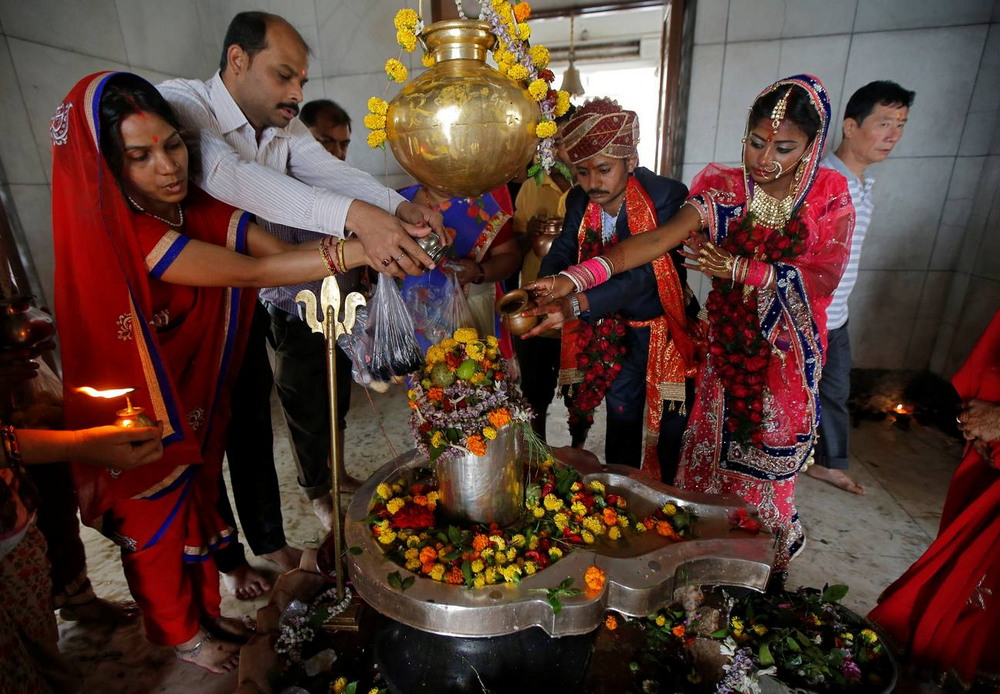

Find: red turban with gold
[561,98,639,164]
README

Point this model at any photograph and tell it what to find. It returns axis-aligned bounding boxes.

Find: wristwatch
[567,294,582,319]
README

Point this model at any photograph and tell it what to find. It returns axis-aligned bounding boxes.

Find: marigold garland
[368,461,696,587]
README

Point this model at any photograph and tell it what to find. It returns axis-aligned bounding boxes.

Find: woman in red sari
[51,72,370,673]
[526,75,853,569]
[869,310,1000,689]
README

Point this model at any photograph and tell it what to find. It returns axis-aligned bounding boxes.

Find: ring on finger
[394,251,406,261]
[381,258,392,268]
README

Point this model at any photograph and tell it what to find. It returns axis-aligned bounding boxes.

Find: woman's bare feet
[174,629,240,674]
[805,465,865,495]
[263,544,303,572]
[204,614,256,644]
[222,561,272,600]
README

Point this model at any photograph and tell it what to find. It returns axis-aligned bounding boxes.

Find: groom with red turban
[533,98,699,481]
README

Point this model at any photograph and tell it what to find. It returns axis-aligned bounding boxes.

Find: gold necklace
[126,194,184,228]
[748,186,793,229]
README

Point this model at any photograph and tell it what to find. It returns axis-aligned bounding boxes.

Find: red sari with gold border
[51,71,255,644]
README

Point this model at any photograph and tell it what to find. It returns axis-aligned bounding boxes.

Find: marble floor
[57,383,962,693]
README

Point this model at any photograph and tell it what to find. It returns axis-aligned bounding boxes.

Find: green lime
[456,358,478,380]
[430,361,456,387]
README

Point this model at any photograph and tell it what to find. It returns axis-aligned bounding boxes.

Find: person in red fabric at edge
[869,309,1000,690]
[51,72,372,674]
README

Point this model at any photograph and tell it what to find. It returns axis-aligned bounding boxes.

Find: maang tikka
[771,87,794,133]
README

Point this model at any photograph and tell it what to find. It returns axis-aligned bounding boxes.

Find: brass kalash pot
[387,19,539,198]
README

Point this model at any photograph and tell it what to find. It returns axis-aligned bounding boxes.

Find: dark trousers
[816,323,851,470]
[267,303,353,500]
[514,334,561,434]
[215,302,286,570]
[604,327,650,468]
[26,462,90,607]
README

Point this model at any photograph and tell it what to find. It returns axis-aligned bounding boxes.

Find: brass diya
[496,288,538,337]
[387,20,539,198]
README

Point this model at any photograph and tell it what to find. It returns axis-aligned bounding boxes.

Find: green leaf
[785,635,801,651]
[526,162,541,179]
[710,628,729,638]
[554,161,573,181]
[462,559,473,585]
[822,584,849,603]
[401,576,415,591]
[348,546,363,555]
[344,683,358,694]
[388,571,402,590]
[441,550,462,561]
[447,525,464,546]
[559,576,575,591]
[548,595,563,614]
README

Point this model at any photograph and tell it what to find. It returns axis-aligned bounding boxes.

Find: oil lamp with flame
[77,386,154,428]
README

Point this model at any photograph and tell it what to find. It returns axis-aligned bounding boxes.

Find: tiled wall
[682,0,1000,375]
[0,0,418,311]
[1,0,998,375]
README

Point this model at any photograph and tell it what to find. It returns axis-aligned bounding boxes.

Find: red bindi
[151,135,158,143]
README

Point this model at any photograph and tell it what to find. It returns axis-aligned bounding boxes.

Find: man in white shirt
[807,81,914,495]
[157,11,442,595]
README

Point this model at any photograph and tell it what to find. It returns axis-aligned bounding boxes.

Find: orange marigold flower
[642,517,656,530]
[419,546,438,564]
[466,434,488,456]
[472,533,490,553]
[487,408,512,429]
[427,387,444,401]
[585,565,606,591]
[672,624,686,638]
[513,1,531,22]
[602,507,619,526]
[445,566,465,584]
[605,614,618,630]
[421,562,435,575]
[656,520,680,539]
[413,494,428,506]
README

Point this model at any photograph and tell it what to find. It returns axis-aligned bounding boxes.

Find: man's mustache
[586,189,610,197]
[279,102,300,116]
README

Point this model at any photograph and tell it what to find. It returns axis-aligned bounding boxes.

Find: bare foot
[312,494,335,532]
[804,465,865,495]
[204,614,256,644]
[222,561,272,600]
[174,629,240,674]
[263,544,304,572]
[59,597,139,624]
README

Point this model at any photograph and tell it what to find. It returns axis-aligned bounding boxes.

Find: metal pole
[325,303,346,601]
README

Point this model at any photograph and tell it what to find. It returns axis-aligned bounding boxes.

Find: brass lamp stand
[297,276,366,629]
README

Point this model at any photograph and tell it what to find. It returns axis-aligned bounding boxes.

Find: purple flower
[841,653,861,683]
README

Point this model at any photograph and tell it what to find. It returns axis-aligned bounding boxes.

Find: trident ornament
[297,276,366,604]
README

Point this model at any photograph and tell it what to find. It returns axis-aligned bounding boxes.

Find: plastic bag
[336,306,390,393]
[402,277,447,345]
[437,271,476,337]
[367,277,424,381]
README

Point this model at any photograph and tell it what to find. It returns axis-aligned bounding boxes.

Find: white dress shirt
[159,72,405,238]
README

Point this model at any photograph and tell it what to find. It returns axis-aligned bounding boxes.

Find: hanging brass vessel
[387,20,539,198]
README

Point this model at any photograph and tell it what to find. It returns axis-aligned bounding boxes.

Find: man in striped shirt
[807,81,915,494]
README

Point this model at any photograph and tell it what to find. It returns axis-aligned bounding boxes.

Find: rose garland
[565,226,627,427]
[704,210,809,445]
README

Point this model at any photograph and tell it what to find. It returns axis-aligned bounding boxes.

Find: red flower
[391,502,436,529]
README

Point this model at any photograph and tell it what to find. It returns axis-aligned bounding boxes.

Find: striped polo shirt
[822,153,875,330]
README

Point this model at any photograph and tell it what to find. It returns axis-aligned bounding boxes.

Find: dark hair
[844,80,915,124]
[300,99,351,129]
[219,11,271,73]
[99,73,201,180]
[219,11,311,74]
[749,84,822,142]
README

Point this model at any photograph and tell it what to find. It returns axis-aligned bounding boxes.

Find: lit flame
[894,403,907,414]
[77,386,134,399]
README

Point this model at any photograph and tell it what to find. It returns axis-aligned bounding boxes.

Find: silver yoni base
[344,450,776,638]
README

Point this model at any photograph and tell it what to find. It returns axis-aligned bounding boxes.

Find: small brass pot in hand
[495,289,538,337]
[530,217,563,259]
